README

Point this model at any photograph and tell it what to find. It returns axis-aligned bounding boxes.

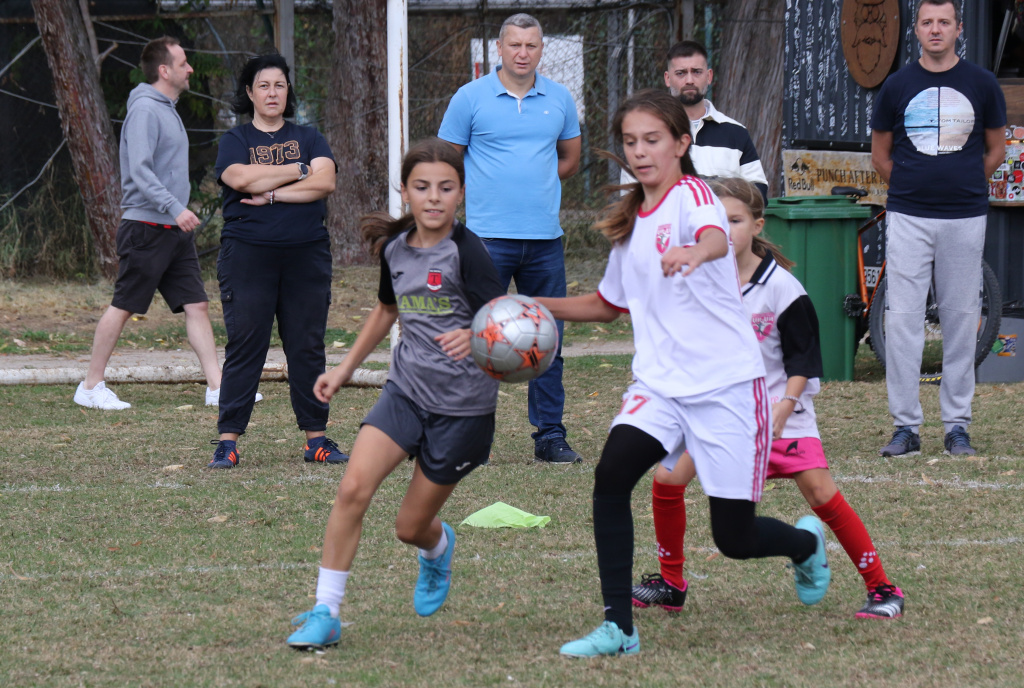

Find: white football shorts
[610,378,771,501]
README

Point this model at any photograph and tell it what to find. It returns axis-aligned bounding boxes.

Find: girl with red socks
[632,177,904,620]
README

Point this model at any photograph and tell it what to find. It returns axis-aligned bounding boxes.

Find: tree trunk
[31,0,121,279]
[324,0,388,265]
[714,0,785,197]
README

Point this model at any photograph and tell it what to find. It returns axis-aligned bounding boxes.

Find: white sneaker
[74,381,131,410]
[205,387,263,407]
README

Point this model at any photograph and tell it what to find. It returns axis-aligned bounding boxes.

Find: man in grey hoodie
[74,37,232,410]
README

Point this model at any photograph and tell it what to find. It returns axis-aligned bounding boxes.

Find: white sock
[418,529,448,560]
[315,567,349,618]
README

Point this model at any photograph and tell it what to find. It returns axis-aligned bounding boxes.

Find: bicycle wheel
[867,260,1002,383]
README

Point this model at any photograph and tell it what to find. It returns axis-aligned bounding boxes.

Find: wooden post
[683,0,695,40]
[274,0,294,78]
[674,0,696,42]
[607,10,621,182]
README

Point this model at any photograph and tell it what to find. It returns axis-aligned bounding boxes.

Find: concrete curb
[0,341,633,387]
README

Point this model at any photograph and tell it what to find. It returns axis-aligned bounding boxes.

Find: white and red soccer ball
[470,294,559,383]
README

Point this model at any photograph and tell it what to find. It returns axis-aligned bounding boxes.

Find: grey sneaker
[943,425,976,456]
[879,427,920,457]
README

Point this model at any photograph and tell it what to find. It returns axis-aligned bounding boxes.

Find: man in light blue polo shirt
[439,13,583,464]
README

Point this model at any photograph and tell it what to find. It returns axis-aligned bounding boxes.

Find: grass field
[0,258,635,356]
[2,355,1023,687]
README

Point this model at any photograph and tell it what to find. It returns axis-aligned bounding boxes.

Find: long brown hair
[361,137,466,257]
[593,89,698,244]
[707,177,795,271]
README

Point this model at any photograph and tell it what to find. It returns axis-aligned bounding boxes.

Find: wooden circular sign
[841,0,900,89]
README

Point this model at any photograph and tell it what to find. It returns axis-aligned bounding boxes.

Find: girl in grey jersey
[285,138,505,650]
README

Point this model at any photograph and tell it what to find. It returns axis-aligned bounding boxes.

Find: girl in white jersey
[284,138,505,650]
[631,177,904,619]
[536,90,831,659]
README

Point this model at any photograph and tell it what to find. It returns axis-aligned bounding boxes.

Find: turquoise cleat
[286,604,341,650]
[414,522,455,617]
[792,515,831,605]
[559,621,640,658]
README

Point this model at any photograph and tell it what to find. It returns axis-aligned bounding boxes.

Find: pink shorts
[765,437,829,480]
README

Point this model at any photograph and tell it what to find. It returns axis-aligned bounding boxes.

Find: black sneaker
[304,437,349,464]
[534,436,582,464]
[855,584,904,619]
[631,573,687,612]
[879,426,921,457]
[943,425,976,456]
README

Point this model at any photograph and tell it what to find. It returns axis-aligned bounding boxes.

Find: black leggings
[593,425,816,635]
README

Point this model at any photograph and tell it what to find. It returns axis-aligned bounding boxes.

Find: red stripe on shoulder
[681,176,713,206]
[597,290,630,314]
[694,225,725,241]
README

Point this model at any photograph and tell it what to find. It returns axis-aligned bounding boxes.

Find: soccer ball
[470,294,559,383]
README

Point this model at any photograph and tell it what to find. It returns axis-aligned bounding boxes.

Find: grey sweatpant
[884,211,985,432]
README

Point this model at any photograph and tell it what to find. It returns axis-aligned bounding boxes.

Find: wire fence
[0,1,717,277]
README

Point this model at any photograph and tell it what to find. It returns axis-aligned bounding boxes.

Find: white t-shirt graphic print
[597,176,765,398]
[904,87,974,156]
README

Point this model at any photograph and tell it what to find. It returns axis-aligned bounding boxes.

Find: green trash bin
[762,196,873,381]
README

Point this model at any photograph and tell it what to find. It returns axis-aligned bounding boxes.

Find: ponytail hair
[706,177,795,272]
[593,89,698,244]
[361,137,465,257]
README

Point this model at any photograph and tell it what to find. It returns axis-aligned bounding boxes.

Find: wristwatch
[296,162,309,180]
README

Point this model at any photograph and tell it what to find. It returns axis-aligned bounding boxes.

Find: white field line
[4,536,1022,584]
[834,475,1024,490]
[4,472,1021,496]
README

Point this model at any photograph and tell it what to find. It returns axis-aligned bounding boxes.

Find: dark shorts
[111,219,208,314]
[363,381,495,486]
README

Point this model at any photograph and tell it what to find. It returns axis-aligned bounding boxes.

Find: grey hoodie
[119,83,189,224]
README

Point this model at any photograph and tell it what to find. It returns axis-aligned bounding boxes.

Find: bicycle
[831,186,1002,384]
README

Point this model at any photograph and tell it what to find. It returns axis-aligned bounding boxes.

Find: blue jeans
[481,237,567,442]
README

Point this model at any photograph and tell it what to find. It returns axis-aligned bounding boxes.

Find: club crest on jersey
[751,312,775,341]
[426,269,443,292]
[655,224,671,255]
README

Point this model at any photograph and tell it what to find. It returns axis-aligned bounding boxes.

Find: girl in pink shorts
[632,177,904,620]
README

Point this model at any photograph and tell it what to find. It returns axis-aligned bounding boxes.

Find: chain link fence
[1,1,726,277]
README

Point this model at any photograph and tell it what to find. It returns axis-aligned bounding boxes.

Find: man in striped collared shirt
[623,40,768,203]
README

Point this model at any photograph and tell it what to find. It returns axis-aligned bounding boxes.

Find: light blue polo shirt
[438,68,581,240]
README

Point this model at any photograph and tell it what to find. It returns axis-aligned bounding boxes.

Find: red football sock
[812,490,890,590]
[652,478,687,589]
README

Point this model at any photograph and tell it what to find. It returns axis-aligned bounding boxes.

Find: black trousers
[217,237,332,435]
